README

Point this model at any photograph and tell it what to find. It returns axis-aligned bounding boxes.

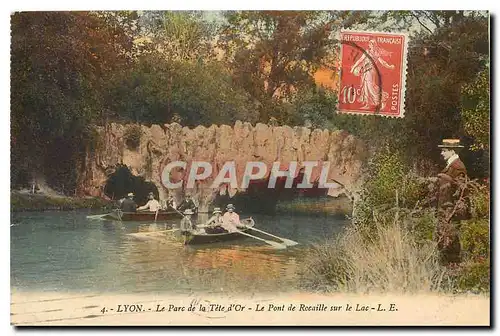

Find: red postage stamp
[338,30,409,118]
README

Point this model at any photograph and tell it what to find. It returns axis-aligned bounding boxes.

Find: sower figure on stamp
[350,39,395,110]
[435,139,469,265]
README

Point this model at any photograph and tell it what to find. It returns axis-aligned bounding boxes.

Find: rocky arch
[76,121,367,212]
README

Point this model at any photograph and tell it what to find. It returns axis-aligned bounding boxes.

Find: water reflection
[196,213,210,225]
[112,228,302,294]
[137,222,169,232]
[102,220,124,231]
[11,210,347,294]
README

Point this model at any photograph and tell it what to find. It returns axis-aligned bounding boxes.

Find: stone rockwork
[76,121,367,212]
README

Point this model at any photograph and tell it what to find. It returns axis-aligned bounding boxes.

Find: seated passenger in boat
[222,204,240,232]
[120,193,137,212]
[180,209,195,235]
[137,192,161,212]
[204,208,227,234]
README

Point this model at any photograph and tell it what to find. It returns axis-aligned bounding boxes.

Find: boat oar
[172,207,185,218]
[86,213,109,220]
[247,226,299,247]
[114,209,123,221]
[127,228,178,242]
[235,230,287,249]
[154,209,159,222]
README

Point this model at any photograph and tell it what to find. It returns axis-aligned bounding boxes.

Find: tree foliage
[107,53,258,126]
[218,11,343,122]
[144,11,218,62]
[461,65,490,151]
[11,11,134,189]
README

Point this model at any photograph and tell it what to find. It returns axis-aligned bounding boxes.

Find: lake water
[11,210,348,295]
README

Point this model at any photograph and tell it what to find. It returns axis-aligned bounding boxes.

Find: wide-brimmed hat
[127,192,134,197]
[438,139,464,149]
[184,209,194,215]
[226,204,235,210]
[213,207,222,214]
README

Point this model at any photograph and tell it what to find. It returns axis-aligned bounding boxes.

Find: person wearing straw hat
[206,208,224,227]
[435,139,469,265]
[137,192,162,212]
[437,139,467,185]
[222,204,240,233]
[120,192,137,212]
[204,208,226,234]
[436,139,468,209]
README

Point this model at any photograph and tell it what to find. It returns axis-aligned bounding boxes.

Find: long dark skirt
[204,226,228,234]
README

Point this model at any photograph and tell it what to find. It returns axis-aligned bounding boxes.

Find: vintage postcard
[10,10,490,326]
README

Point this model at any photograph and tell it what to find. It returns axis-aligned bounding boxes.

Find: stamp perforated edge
[337,29,410,119]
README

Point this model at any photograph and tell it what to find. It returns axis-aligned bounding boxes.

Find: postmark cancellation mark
[338,30,409,118]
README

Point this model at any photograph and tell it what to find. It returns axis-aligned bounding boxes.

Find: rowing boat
[101,209,184,221]
[180,218,255,245]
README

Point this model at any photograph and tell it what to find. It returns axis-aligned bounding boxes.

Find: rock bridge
[76,121,366,212]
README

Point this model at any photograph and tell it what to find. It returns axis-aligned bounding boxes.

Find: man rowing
[177,194,198,213]
[137,192,161,212]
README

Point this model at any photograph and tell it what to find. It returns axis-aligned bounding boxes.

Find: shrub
[461,218,489,260]
[467,182,490,219]
[124,124,143,150]
[300,209,446,293]
[451,182,490,293]
[353,148,428,233]
[453,258,490,292]
[300,148,490,294]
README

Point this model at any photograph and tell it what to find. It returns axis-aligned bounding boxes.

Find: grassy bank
[300,211,446,293]
[11,192,112,212]
[275,196,352,216]
[299,205,490,295]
